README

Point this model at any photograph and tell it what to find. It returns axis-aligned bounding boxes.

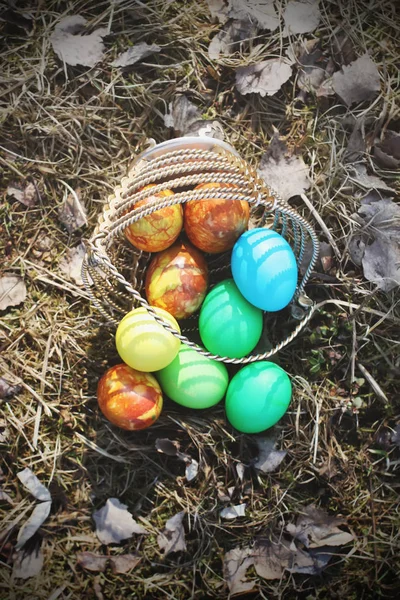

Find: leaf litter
[0,376,22,401]
[155,438,199,481]
[220,504,247,519]
[236,58,293,97]
[157,511,186,555]
[332,53,380,106]
[7,181,37,207]
[59,243,88,286]
[258,130,310,201]
[58,187,87,233]
[208,19,257,60]
[112,43,161,68]
[283,0,321,35]
[206,0,280,31]
[92,498,148,545]
[252,431,287,473]
[50,15,108,68]
[0,275,27,311]
[15,468,52,551]
[349,195,400,292]
[77,551,141,574]
[224,504,354,593]
[373,130,400,169]
[13,538,45,580]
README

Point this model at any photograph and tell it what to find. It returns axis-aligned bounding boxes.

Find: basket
[82,136,319,364]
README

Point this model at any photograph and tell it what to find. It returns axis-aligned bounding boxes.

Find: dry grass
[1,1,400,599]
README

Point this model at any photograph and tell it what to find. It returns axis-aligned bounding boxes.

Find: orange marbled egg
[184,182,250,254]
[124,184,183,252]
[145,241,208,319]
[97,364,163,431]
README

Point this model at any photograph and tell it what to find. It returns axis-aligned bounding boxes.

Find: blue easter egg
[231,228,298,312]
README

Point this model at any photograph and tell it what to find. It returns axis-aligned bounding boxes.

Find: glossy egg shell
[157,345,229,409]
[199,279,263,358]
[124,184,183,252]
[116,307,181,372]
[145,241,208,319]
[225,362,292,433]
[97,364,163,430]
[231,228,298,312]
[184,182,250,254]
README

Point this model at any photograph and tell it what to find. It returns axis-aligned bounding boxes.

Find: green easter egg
[199,279,263,358]
[157,345,229,409]
[225,362,292,433]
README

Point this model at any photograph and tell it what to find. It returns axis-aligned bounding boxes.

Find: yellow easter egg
[116,307,181,372]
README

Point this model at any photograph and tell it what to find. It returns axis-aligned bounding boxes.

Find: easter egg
[157,345,229,409]
[225,362,292,433]
[97,364,163,430]
[231,228,298,312]
[145,241,208,319]
[199,279,263,358]
[184,183,250,253]
[116,307,181,372]
[124,184,183,252]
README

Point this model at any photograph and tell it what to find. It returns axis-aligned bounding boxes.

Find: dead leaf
[223,546,256,596]
[208,19,257,60]
[258,131,310,201]
[155,438,199,482]
[331,31,357,66]
[0,425,10,442]
[50,15,108,67]
[220,504,247,520]
[77,552,108,572]
[283,0,321,35]
[373,130,400,169]
[348,164,395,194]
[362,237,400,292]
[16,501,52,550]
[253,433,287,473]
[7,182,37,207]
[0,275,27,311]
[236,59,293,97]
[228,0,280,30]
[236,462,245,481]
[93,498,148,545]
[0,376,22,400]
[184,120,225,140]
[157,511,186,555]
[109,553,141,574]
[344,120,366,163]
[206,0,280,30]
[93,577,104,600]
[58,188,87,233]
[13,541,44,579]
[286,504,354,548]
[332,53,380,106]
[296,44,328,98]
[0,488,14,504]
[163,95,201,134]
[17,467,51,501]
[59,243,87,286]
[112,43,161,67]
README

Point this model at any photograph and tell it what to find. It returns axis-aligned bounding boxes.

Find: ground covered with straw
[1,1,400,599]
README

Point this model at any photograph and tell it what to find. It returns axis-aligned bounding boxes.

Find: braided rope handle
[82,142,319,363]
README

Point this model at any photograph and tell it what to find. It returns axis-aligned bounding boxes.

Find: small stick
[300,193,341,260]
[357,362,389,406]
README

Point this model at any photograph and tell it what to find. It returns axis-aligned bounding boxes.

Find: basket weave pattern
[82,139,319,364]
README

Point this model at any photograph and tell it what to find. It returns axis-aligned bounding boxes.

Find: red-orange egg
[97,364,163,431]
[145,241,208,319]
[184,182,250,253]
[124,184,183,252]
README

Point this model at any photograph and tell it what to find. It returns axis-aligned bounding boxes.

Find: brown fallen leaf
[283,0,321,35]
[253,432,287,473]
[332,53,380,106]
[50,15,107,67]
[286,504,354,548]
[350,196,400,291]
[59,243,87,286]
[206,0,280,31]
[112,43,161,68]
[258,131,310,201]
[236,59,293,97]
[223,546,256,596]
[155,438,199,482]
[93,498,148,545]
[7,181,37,207]
[253,537,332,578]
[109,553,141,574]
[157,511,186,555]
[58,188,87,233]
[348,164,395,194]
[208,19,257,60]
[0,275,27,311]
[13,537,44,579]
[373,130,400,169]
[77,552,108,572]
[0,376,22,400]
